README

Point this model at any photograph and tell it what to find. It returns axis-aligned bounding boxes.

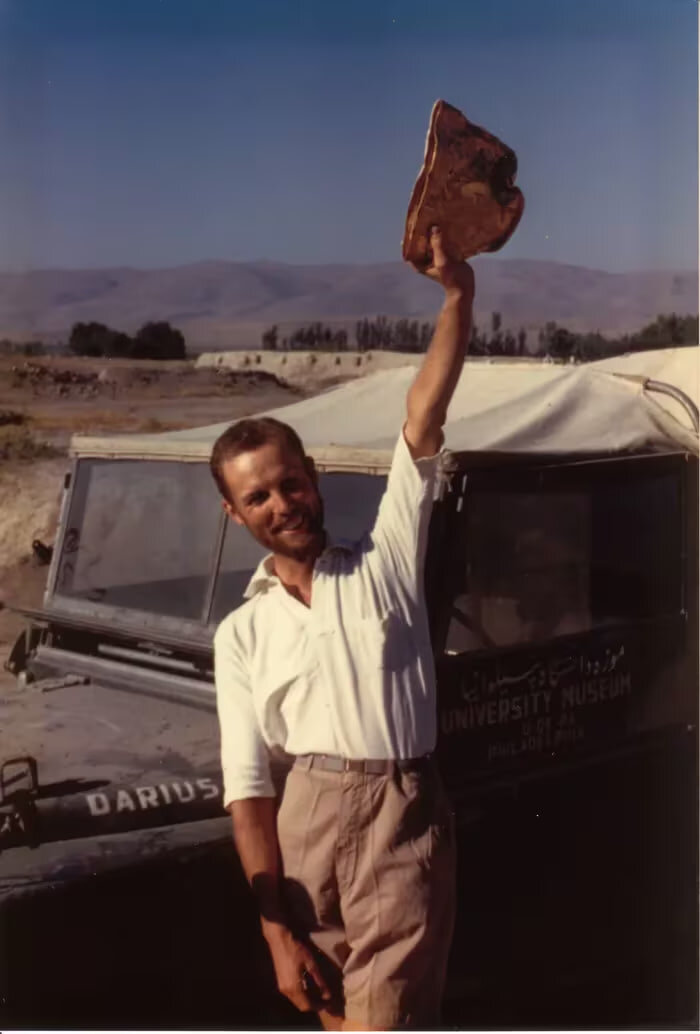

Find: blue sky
[0,0,696,272]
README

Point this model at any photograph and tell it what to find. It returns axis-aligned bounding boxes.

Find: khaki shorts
[277,757,457,1029]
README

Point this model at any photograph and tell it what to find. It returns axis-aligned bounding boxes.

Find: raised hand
[415,226,475,304]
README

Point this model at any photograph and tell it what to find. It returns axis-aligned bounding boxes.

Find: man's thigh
[277,767,348,1012]
[339,767,457,1030]
[276,764,457,1029]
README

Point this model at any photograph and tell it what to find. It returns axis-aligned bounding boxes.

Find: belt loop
[297,754,314,772]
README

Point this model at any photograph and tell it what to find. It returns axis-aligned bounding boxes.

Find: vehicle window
[444,469,682,654]
[209,472,387,623]
[54,460,221,621]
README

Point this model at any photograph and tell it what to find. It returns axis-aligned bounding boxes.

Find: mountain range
[0,258,696,352]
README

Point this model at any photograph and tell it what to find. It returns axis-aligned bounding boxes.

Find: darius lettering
[86,777,221,818]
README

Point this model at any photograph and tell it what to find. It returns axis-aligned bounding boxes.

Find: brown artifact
[402,99,525,267]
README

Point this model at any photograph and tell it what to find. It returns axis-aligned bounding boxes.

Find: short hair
[209,417,306,503]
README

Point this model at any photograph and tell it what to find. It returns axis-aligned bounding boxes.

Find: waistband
[293,754,434,776]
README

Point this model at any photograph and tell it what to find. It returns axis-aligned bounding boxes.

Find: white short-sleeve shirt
[214,429,442,807]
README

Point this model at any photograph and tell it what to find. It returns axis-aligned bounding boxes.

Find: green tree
[547,326,578,361]
[629,313,698,348]
[470,321,487,356]
[485,311,504,355]
[261,325,279,351]
[68,321,121,357]
[420,322,434,352]
[132,321,186,360]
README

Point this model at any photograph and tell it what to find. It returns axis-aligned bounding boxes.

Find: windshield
[53,460,388,630]
[54,460,222,621]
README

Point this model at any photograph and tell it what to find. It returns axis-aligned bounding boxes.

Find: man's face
[221,440,325,561]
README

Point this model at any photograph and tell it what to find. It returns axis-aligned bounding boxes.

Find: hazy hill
[0,258,696,351]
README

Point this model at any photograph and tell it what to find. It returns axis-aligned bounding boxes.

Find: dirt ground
[0,355,305,446]
[0,354,326,681]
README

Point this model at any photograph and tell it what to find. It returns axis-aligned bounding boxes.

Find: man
[211,228,474,1030]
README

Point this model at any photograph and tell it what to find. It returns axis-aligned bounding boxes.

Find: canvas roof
[71,347,698,469]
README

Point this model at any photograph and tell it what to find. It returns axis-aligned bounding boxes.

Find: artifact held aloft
[403,99,525,267]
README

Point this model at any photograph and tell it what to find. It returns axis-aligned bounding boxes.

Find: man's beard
[256,495,326,562]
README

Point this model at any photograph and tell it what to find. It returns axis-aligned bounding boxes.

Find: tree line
[0,339,49,357]
[262,323,349,352]
[67,320,186,359]
[529,313,698,362]
[261,312,698,361]
[262,318,436,353]
[0,311,695,362]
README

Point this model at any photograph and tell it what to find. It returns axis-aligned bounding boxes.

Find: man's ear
[305,455,318,485]
[222,499,244,526]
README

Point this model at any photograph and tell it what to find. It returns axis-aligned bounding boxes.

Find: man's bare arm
[230,798,287,923]
[405,226,474,459]
[231,799,331,1012]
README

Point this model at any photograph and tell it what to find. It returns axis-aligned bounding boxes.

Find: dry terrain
[0,354,305,449]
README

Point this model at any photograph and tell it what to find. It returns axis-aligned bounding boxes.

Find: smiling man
[210,228,474,1030]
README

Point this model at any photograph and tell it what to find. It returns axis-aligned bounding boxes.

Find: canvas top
[70,347,698,469]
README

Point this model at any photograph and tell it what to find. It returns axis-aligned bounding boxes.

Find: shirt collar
[243,533,353,599]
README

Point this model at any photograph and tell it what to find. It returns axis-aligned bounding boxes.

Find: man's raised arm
[405,226,475,459]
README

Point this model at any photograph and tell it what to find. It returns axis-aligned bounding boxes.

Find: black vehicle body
[2,350,698,1027]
